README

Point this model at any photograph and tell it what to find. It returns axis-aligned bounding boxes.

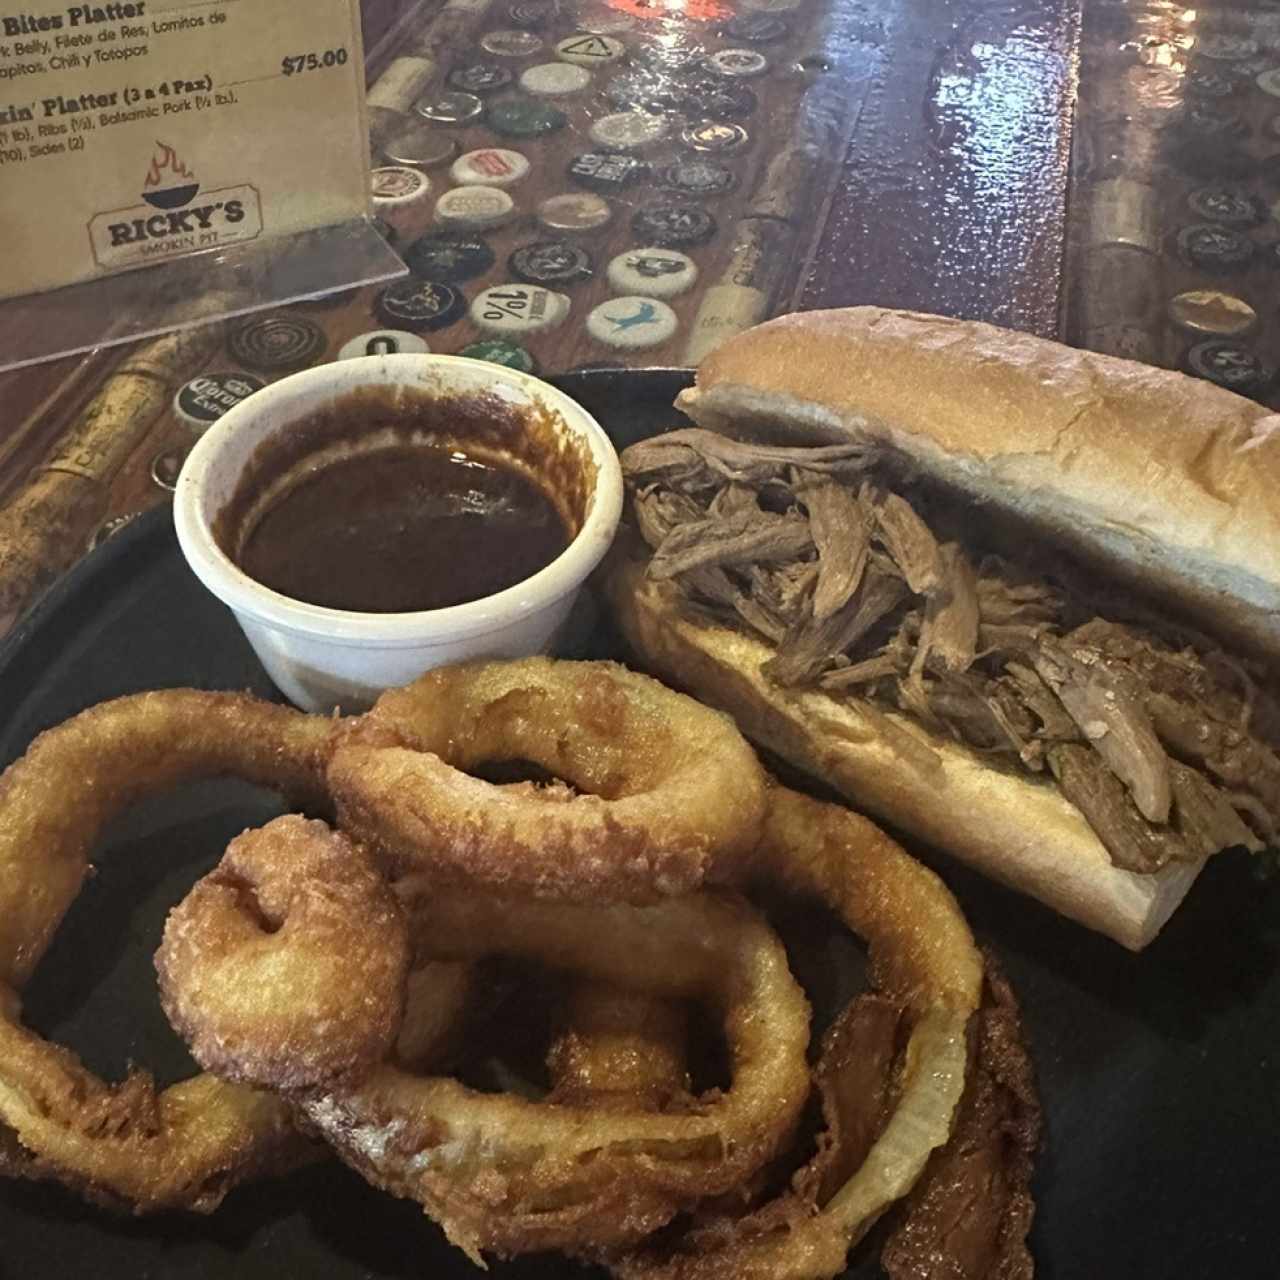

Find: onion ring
[608,784,984,1280]
[393,960,474,1074]
[547,981,690,1111]
[297,887,811,1261]
[328,658,767,902]
[155,815,410,1090]
[0,690,333,1212]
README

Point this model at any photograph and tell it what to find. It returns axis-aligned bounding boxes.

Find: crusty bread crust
[607,556,1204,950]
[676,307,1280,664]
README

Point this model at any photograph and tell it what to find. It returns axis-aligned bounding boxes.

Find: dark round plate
[0,370,1276,1280]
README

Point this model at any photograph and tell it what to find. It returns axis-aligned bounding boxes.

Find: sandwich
[605,307,1280,949]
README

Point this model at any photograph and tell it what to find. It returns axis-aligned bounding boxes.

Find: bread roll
[676,307,1280,665]
[607,307,1280,948]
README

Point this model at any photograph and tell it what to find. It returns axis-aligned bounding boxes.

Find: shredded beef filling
[623,429,1280,875]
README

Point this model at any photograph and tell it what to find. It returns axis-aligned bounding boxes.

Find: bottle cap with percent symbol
[471,284,572,335]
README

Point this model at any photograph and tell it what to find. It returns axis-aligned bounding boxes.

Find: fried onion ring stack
[329,658,767,900]
[156,816,410,1091]
[0,691,334,1211]
[302,888,812,1259]
[0,657,1039,1277]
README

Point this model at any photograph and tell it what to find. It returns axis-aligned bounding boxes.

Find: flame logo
[140,140,200,210]
[144,141,196,189]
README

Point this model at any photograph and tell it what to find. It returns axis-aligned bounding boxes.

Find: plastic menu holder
[0,0,404,373]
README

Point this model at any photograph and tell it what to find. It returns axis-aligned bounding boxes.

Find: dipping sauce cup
[174,354,623,712]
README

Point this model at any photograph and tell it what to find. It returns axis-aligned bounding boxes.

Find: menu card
[0,0,370,299]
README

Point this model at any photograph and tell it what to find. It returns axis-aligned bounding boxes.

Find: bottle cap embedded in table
[586,296,679,349]
[375,279,468,332]
[520,62,593,95]
[459,339,539,371]
[1175,222,1255,271]
[509,241,595,286]
[337,330,431,360]
[375,116,461,169]
[451,147,532,187]
[705,48,770,77]
[630,201,718,246]
[537,191,614,233]
[415,91,485,125]
[435,185,517,230]
[1183,339,1269,394]
[446,62,515,94]
[590,110,671,150]
[173,373,266,431]
[1167,290,1258,338]
[487,96,570,137]
[658,158,738,197]
[1185,184,1265,227]
[481,29,545,57]
[606,247,699,298]
[471,284,573,335]
[404,233,497,282]
[680,120,751,152]
[567,151,649,191]
[555,33,627,67]
[370,166,433,210]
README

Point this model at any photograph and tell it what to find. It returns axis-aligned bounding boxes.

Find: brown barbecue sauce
[236,445,571,613]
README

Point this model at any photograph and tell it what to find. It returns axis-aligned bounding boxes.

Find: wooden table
[0,0,1080,636]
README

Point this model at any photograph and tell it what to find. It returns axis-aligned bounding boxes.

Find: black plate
[1,370,1277,1280]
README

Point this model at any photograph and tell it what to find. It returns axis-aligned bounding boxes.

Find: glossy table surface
[0,0,1082,633]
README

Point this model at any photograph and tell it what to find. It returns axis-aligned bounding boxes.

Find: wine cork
[0,473,110,634]
[367,56,437,113]
[1078,243,1163,328]
[745,145,822,222]
[1082,323,1163,366]
[40,326,218,483]
[41,377,170,483]
[1076,118,1163,183]
[1075,242,1164,366]
[0,320,227,635]
[402,2,495,62]
[1086,177,1160,253]
[682,285,771,366]
[682,218,794,365]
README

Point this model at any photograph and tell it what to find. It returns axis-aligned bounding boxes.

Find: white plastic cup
[174,354,623,712]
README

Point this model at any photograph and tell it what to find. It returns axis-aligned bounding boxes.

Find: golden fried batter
[0,690,335,1213]
[298,887,812,1261]
[156,816,410,1091]
[330,658,768,902]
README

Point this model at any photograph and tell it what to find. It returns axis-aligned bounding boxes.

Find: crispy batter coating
[0,690,335,1212]
[547,982,690,1111]
[329,658,768,902]
[394,960,474,1073]
[606,786,986,1280]
[156,816,410,1091]
[297,887,812,1261]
